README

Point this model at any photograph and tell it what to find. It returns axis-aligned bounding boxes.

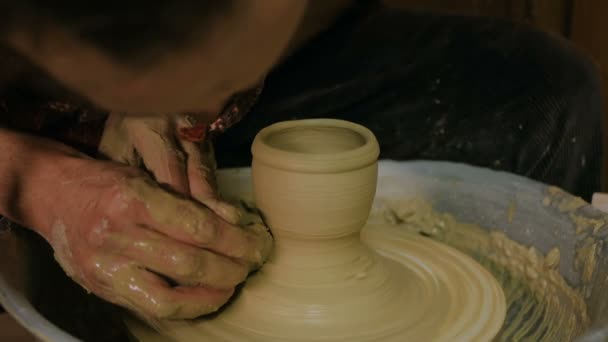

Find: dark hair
[1,1,235,65]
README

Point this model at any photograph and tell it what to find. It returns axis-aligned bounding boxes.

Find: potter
[127,119,506,341]
[0,3,602,338]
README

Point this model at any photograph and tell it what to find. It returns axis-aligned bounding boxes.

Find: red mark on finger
[179,124,208,142]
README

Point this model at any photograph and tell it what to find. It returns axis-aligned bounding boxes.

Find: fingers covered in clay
[129,118,190,195]
[104,226,249,288]
[98,113,139,165]
[101,113,242,223]
[126,177,272,268]
[41,157,270,320]
[176,118,241,224]
[91,255,234,319]
[93,114,274,319]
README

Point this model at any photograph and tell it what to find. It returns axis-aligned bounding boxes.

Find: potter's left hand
[99,113,237,222]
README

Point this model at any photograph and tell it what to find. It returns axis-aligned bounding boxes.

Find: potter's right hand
[0,130,272,319]
[51,161,271,319]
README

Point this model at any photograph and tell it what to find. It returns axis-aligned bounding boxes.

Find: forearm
[0,128,89,236]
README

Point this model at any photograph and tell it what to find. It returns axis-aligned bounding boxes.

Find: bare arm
[0,127,84,236]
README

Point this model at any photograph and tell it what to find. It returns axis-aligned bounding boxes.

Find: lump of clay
[127,119,506,341]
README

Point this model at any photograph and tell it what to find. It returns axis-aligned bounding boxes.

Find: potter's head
[2,0,307,120]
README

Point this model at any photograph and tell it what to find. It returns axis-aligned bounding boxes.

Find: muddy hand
[99,113,241,223]
[44,161,271,319]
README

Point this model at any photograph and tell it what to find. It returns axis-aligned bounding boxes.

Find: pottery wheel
[127,222,505,342]
[127,119,506,341]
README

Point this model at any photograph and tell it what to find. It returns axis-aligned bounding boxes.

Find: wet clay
[126,120,507,341]
[127,222,506,341]
[543,186,605,303]
[371,198,590,340]
[129,198,592,341]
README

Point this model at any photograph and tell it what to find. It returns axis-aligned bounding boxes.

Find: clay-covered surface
[1,161,607,341]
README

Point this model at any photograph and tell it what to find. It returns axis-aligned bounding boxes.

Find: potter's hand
[95,114,272,318]
[99,113,237,221]
[0,129,271,319]
[46,160,271,319]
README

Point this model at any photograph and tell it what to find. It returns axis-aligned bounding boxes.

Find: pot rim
[251,119,379,173]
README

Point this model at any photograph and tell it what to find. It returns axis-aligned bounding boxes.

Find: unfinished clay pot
[252,118,379,239]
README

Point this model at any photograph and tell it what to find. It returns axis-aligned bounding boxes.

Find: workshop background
[384,0,608,189]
